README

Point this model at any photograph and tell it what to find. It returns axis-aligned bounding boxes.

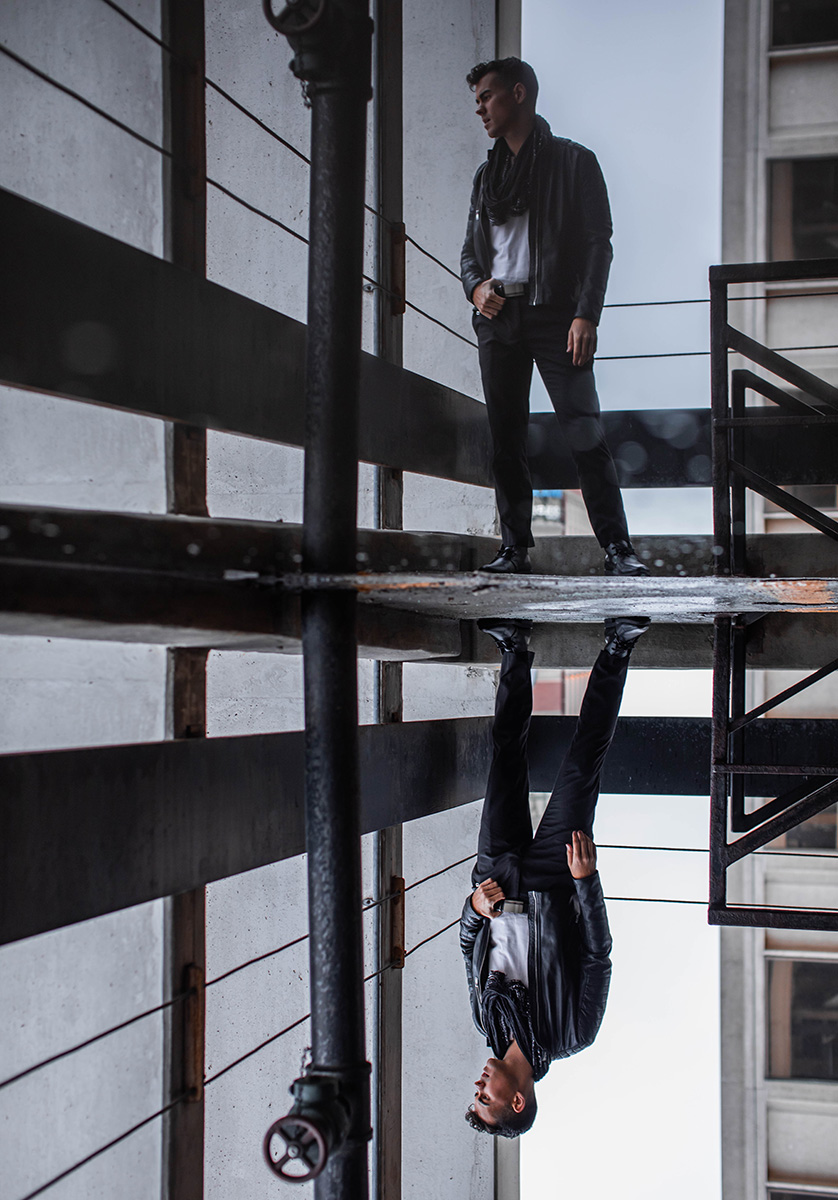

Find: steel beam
[7,506,838,579]
[3,715,837,947]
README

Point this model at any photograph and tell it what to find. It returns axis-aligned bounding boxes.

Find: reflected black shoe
[604,615,651,657]
[603,540,649,576]
[480,545,533,574]
[478,619,533,654]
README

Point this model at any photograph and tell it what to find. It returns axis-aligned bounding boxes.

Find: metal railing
[709,258,838,931]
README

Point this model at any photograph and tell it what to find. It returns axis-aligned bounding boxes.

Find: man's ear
[511,1091,526,1114]
[512,81,527,106]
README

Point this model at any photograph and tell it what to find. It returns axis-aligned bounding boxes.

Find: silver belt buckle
[503,898,527,915]
[502,282,526,298]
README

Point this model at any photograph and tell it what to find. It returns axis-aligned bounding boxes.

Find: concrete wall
[0,0,504,1197]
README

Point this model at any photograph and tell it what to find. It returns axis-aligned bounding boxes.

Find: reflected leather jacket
[459,872,612,1061]
[460,123,613,324]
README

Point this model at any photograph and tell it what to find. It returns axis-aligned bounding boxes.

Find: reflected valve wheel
[264,1114,329,1182]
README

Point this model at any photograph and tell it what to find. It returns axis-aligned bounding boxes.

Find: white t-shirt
[489,211,530,285]
[488,912,529,985]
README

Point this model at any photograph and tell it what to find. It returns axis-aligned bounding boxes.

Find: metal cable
[597,342,838,363]
[605,895,706,905]
[404,300,477,347]
[14,1093,188,1200]
[405,234,461,281]
[0,42,171,157]
[207,177,308,243]
[0,991,191,1093]
[205,934,309,989]
[98,0,172,51]
[404,917,461,957]
[599,842,838,860]
[206,898,392,989]
[204,963,396,1085]
[204,1014,310,1086]
[405,853,476,891]
[204,77,310,165]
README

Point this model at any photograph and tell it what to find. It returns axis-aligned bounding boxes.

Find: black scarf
[482,970,550,1082]
[482,115,549,226]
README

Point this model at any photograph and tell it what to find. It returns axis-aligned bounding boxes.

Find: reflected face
[471,1056,519,1125]
[473,72,522,142]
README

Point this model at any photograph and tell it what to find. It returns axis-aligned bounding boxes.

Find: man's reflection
[460,615,649,1137]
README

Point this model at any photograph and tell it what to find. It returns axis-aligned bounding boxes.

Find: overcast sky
[521,3,725,1196]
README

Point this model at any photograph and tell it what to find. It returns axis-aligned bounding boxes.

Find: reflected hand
[471,878,506,918]
[566,830,597,879]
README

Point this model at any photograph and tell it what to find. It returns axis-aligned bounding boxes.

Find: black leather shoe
[603,540,649,576]
[604,615,651,657]
[480,545,533,574]
[478,619,533,654]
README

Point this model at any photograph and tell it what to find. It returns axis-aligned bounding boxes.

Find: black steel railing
[709,257,838,931]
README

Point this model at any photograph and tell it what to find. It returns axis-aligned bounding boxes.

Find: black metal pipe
[302,85,371,1200]
[263,0,374,1193]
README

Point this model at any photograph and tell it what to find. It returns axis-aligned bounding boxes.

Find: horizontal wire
[205,77,310,165]
[605,895,706,905]
[207,177,308,243]
[405,235,461,281]
[404,916,461,957]
[206,897,393,988]
[405,300,477,346]
[15,1093,187,1200]
[98,0,172,51]
[0,42,170,158]
[10,37,832,356]
[599,842,838,860]
[204,1013,310,1086]
[406,853,476,891]
[206,933,309,989]
[205,963,396,1085]
[28,5,838,317]
[0,991,190,1093]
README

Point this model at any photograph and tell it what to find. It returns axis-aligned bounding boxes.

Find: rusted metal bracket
[183,962,206,1102]
[389,876,405,970]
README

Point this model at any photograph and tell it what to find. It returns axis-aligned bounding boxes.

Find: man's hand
[566,830,597,879]
[472,278,505,319]
[566,317,597,366]
[471,878,506,918]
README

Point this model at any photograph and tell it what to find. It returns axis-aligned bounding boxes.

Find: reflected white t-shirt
[488,912,529,985]
[489,211,530,285]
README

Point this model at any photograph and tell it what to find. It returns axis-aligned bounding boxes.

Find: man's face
[471,1056,520,1126]
[473,72,523,142]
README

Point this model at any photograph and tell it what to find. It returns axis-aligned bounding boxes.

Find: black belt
[494,282,528,298]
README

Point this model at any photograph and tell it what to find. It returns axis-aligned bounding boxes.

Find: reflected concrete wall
[0,0,508,1195]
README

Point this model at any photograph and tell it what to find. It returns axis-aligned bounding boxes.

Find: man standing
[461,57,648,577]
[460,614,648,1137]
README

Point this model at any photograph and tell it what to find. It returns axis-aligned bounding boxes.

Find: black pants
[473,648,629,897]
[474,300,630,550]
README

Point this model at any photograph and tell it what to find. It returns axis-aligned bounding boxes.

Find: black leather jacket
[459,872,612,1061]
[460,123,613,324]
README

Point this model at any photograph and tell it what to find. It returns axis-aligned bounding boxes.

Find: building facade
[721,3,838,1197]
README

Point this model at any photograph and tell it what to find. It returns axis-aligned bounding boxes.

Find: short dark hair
[464,1096,537,1139]
[466,57,539,106]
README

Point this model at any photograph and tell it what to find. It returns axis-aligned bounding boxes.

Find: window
[772,0,838,48]
[767,959,838,1080]
[769,1192,838,1200]
[770,158,838,260]
[785,802,838,850]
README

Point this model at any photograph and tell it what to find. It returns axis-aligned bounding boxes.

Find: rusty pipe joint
[263,1064,370,1183]
[263,0,372,97]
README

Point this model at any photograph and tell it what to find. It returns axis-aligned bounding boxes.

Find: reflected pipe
[264,1,373,1196]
